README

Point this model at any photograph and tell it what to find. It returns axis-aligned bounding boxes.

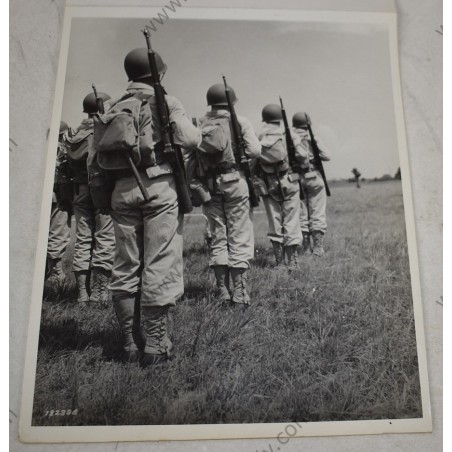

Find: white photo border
[19,3,432,443]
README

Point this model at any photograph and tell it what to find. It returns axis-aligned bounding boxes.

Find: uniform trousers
[110,171,184,307]
[262,172,302,246]
[47,199,71,260]
[72,183,115,272]
[300,170,327,233]
[202,171,254,269]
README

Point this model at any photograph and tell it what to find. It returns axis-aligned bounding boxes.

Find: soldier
[191,83,261,305]
[351,167,361,188]
[89,47,201,365]
[292,112,331,257]
[46,121,72,287]
[66,92,115,304]
[256,104,308,269]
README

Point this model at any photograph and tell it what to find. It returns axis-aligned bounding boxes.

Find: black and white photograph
[18,2,432,443]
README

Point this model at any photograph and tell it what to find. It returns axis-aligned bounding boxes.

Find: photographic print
[20,2,431,443]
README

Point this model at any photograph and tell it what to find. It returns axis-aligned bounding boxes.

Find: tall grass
[32,180,421,426]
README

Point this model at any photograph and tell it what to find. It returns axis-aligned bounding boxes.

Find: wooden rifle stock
[222,75,259,208]
[143,28,193,213]
[279,96,307,203]
[305,114,331,197]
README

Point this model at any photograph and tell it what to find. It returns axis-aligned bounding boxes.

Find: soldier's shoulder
[164,94,183,107]
[237,114,253,127]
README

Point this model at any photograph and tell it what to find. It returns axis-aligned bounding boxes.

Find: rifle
[305,114,331,197]
[222,75,259,208]
[279,97,307,203]
[142,28,193,213]
[92,83,155,204]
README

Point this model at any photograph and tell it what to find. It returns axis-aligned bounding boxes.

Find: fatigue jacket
[292,127,331,171]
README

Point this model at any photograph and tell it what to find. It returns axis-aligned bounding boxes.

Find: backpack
[93,94,154,171]
[197,116,235,168]
[259,132,289,173]
[67,127,92,162]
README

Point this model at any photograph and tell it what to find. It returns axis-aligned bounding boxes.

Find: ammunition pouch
[89,171,114,210]
[54,173,74,211]
[189,179,211,207]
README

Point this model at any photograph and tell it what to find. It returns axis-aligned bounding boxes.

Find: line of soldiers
[46,34,330,366]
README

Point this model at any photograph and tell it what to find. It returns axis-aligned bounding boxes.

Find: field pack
[197,116,235,167]
[67,126,92,162]
[259,131,290,173]
[93,93,153,171]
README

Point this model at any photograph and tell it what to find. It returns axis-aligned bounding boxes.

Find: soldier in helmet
[191,83,261,305]
[292,112,331,257]
[88,47,201,365]
[256,104,308,269]
[66,92,115,304]
[46,121,72,286]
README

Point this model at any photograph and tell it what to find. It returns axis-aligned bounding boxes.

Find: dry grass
[32,180,421,426]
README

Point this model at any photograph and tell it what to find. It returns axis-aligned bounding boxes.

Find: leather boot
[141,306,173,366]
[230,267,250,306]
[46,258,65,286]
[271,241,284,266]
[213,265,231,303]
[74,270,90,303]
[113,296,141,363]
[89,267,111,304]
[301,232,312,255]
[285,245,299,270]
[312,231,325,257]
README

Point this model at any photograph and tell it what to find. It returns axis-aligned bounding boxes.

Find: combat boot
[312,231,325,257]
[89,267,111,304]
[301,232,312,255]
[141,306,173,366]
[230,267,250,306]
[74,270,90,303]
[271,241,284,266]
[285,245,299,270]
[213,265,231,303]
[46,258,65,286]
[113,296,141,363]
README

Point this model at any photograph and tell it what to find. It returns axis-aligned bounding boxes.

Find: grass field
[32,180,422,426]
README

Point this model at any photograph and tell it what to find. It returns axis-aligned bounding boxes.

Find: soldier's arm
[167,96,202,150]
[312,134,332,161]
[238,116,261,159]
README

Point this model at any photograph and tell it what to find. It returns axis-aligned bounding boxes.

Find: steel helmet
[206,83,237,106]
[262,104,282,123]
[124,48,167,82]
[83,92,111,114]
[292,112,309,128]
[59,121,68,135]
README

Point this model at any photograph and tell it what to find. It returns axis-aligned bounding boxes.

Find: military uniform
[46,122,71,285]
[292,112,331,257]
[89,46,201,365]
[257,105,307,268]
[67,96,115,303]
[193,84,261,305]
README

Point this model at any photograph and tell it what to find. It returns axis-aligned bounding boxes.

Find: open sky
[62,17,399,180]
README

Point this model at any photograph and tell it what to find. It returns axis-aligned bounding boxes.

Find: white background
[9,0,443,450]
